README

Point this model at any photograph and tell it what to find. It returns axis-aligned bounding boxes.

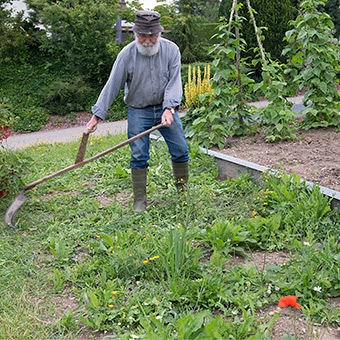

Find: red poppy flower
[278,296,302,309]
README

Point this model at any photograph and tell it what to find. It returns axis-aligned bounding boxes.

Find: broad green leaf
[100,233,114,247]
[319,82,328,94]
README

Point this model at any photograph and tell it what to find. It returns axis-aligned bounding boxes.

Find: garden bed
[211,125,340,194]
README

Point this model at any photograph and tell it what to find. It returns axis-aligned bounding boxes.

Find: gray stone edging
[150,133,340,210]
[203,148,340,211]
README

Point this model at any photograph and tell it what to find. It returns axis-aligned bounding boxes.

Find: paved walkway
[4,95,305,150]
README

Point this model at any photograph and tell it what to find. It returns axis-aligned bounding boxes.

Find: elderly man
[86,10,189,212]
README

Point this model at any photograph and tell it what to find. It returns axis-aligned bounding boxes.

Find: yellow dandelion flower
[154,256,159,259]
[143,260,148,264]
[116,245,120,248]
[112,291,117,295]
[150,257,155,261]
[96,235,100,238]
[108,304,113,308]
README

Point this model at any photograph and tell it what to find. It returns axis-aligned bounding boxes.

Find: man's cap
[132,10,164,34]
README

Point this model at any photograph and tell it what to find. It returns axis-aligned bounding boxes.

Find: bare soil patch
[212,126,340,193]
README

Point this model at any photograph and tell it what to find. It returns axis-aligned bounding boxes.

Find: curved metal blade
[4,190,29,228]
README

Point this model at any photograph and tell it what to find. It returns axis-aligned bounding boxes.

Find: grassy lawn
[1,134,340,339]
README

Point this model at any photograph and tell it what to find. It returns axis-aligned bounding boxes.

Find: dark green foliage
[14,106,49,133]
[42,76,93,116]
[324,0,340,37]
[169,15,213,63]
[0,63,54,132]
[170,0,220,63]
[25,0,123,84]
[175,0,220,22]
[219,0,294,63]
[0,61,127,129]
[0,9,37,65]
[106,89,128,122]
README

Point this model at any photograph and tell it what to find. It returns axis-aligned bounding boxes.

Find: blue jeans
[128,105,190,169]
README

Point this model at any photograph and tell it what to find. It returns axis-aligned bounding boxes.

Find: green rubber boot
[172,161,189,191]
[131,168,147,212]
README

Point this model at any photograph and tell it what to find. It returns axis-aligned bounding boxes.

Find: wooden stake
[245,0,266,62]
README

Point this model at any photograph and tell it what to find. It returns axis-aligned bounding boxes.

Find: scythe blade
[4,190,29,228]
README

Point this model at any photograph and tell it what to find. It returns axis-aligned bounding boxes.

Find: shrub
[0,98,17,138]
[42,76,93,116]
[0,11,36,65]
[106,89,128,122]
[26,0,123,84]
[0,148,30,205]
[14,106,49,133]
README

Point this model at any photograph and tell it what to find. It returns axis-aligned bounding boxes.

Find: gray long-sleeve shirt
[92,38,183,120]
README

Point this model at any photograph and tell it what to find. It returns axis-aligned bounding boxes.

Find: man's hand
[86,115,99,133]
[161,109,174,127]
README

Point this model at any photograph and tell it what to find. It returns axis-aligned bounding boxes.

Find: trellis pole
[235,5,244,125]
[223,0,270,127]
[227,0,269,98]
[245,0,266,62]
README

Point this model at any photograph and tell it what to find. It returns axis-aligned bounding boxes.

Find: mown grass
[1,134,340,339]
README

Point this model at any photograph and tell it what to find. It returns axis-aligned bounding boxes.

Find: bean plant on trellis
[283,0,340,130]
[253,58,298,142]
[245,0,299,142]
[184,2,257,150]
[184,0,302,148]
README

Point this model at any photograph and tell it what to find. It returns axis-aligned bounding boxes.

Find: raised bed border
[150,134,340,210]
[204,148,340,211]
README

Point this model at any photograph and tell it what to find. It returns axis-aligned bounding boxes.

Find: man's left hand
[161,109,174,127]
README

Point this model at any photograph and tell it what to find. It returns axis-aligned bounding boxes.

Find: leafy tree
[0,0,11,18]
[0,1,36,64]
[154,2,177,29]
[117,0,142,22]
[25,0,123,84]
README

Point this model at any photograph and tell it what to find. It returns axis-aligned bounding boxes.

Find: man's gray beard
[135,33,161,57]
